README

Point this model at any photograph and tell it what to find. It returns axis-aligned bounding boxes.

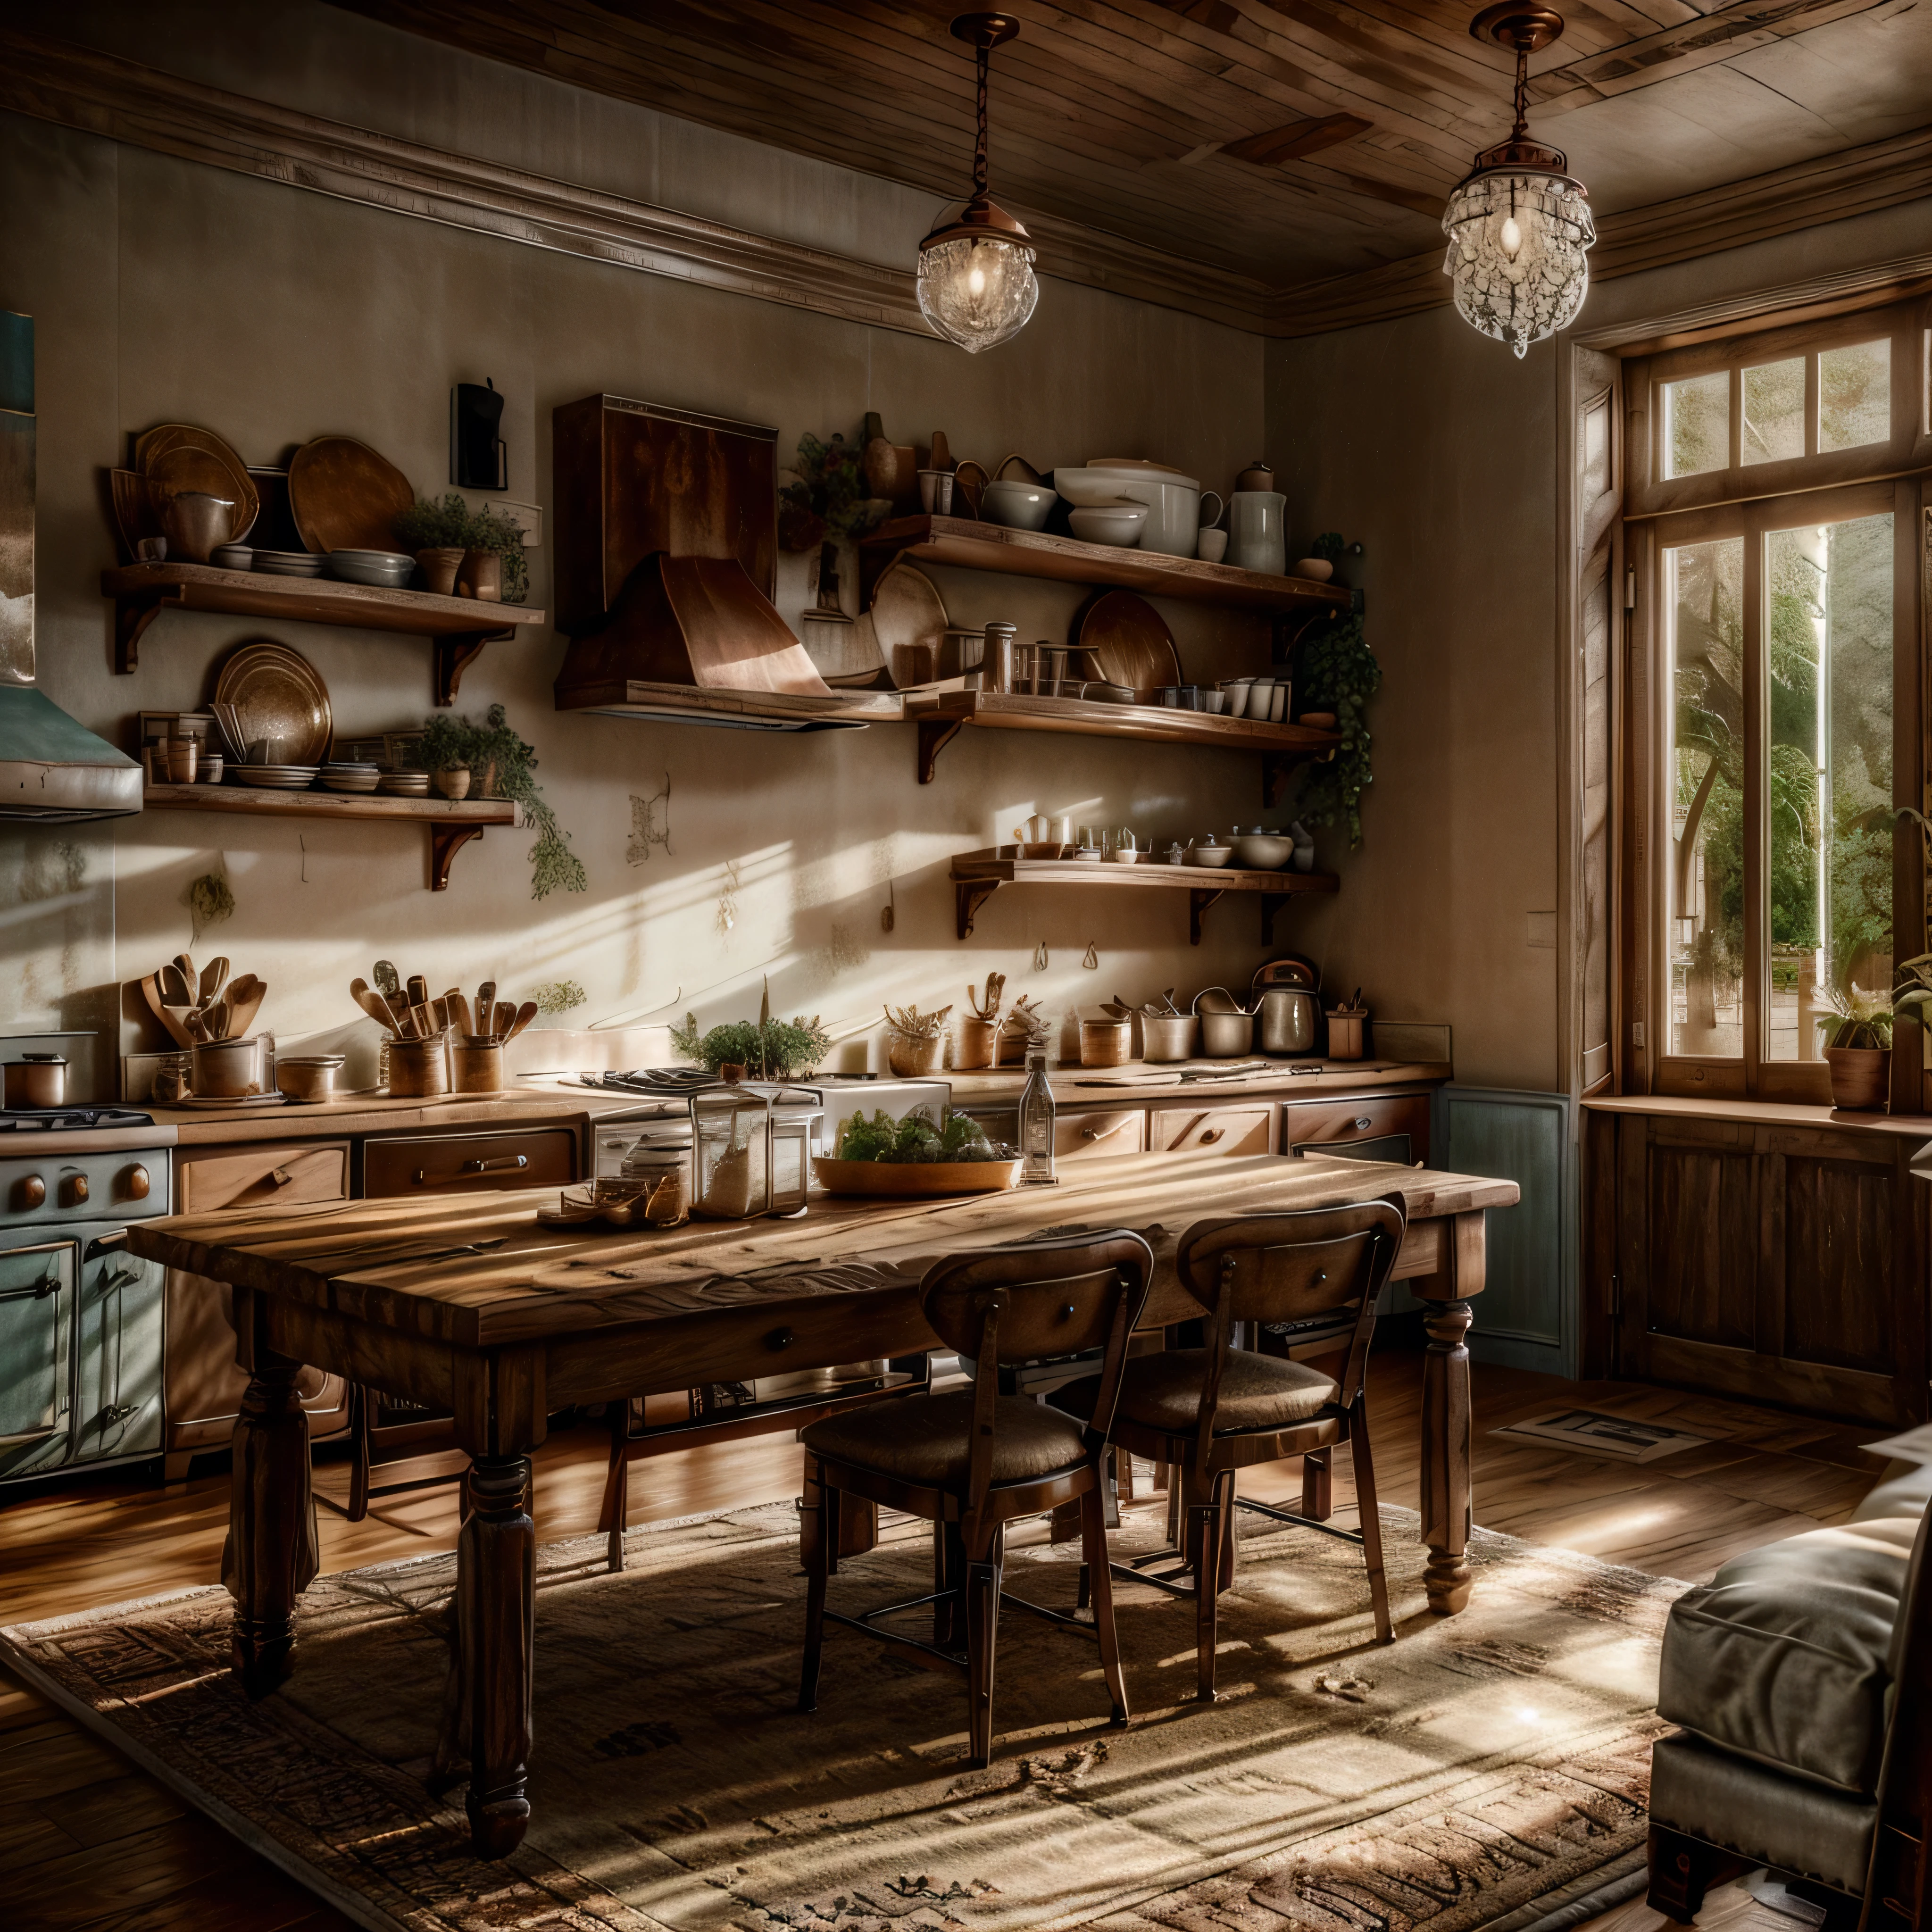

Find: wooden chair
[1053,1196,1405,1702]
[797,1228,1155,1766]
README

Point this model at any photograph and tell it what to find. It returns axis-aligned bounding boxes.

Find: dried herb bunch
[883,1000,952,1040]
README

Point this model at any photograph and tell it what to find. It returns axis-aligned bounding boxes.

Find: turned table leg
[1416,1208,1483,1616]
[458,1454,535,1858]
[222,1354,319,1697]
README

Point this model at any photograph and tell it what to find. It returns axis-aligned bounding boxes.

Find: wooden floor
[0,1352,1887,1932]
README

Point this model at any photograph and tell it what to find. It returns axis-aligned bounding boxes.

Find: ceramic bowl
[1104,846,1142,865]
[980,480,1056,531]
[254,549,325,578]
[330,550,416,587]
[1293,558,1335,582]
[1068,503,1149,548]
[1231,833,1293,869]
[1186,842,1234,868]
[1055,466,1198,505]
[211,544,255,571]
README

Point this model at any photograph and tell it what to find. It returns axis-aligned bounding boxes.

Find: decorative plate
[288,436,414,555]
[213,640,333,765]
[1077,590,1182,697]
[135,423,260,543]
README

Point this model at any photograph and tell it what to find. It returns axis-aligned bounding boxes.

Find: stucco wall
[0,1,1279,1081]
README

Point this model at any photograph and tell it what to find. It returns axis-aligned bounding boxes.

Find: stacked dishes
[254,548,326,579]
[329,549,415,588]
[377,771,431,797]
[231,763,320,789]
[1059,461,1210,558]
[321,762,381,793]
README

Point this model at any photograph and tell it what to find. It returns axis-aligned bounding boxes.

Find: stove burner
[0,1106,157,1132]
[583,1070,902,1097]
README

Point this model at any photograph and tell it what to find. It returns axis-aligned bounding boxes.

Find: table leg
[1419,1297,1474,1614]
[221,1355,318,1698]
[458,1454,534,1858]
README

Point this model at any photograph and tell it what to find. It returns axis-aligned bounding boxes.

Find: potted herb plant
[392,492,472,596]
[1816,985,1892,1110]
[415,704,585,899]
[459,502,529,605]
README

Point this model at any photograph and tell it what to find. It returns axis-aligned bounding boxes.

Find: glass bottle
[1019,1038,1057,1185]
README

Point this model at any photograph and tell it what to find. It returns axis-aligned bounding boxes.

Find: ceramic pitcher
[1228,490,1287,575]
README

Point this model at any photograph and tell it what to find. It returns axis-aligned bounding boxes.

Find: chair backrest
[1175,1196,1406,1414]
[920,1229,1154,1509]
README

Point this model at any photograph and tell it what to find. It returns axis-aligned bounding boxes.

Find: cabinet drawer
[1150,1106,1274,1156]
[1056,1110,1146,1159]
[364,1127,577,1198]
[176,1142,349,1213]
[1283,1093,1431,1165]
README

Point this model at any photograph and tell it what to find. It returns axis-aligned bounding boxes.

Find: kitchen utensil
[980,480,1055,530]
[276,1054,344,1102]
[407,973,429,1010]
[198,956,230,1005]
[135,422,260,538]
[350,977,398,1033]
[1141,1012,1197,1062]
[156,491,235,566]
[214,639,333,765]
[170,954,197,1005]
[1193,987,1257,1058]
[1077,590,1181,697]
[1231,830,1293,869]
[474,978,495,1029]
[502,1000,539,1043]
[1257,985,1320,1057]
[1067,503,1149,547]
[3,1053,67,1109]
[449,991,474,1036]
[142,973,194,1048]
[1228,490,1288,574]
[288,435,415,554]
[184,1008,209,1044]
[494,1000,516,1039]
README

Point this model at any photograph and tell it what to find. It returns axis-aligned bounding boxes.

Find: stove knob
[125,1164,151,1201]
[64,1173,90,1207]
[19,1174,45,1210]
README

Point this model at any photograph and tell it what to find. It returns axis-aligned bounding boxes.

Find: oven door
[73,1230,164,1465]
[0,1236,75,1480]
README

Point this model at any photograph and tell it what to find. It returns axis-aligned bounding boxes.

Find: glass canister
[691,1090,770,1220]
[765,1090,824,1217]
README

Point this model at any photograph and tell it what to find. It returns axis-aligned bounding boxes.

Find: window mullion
[1744,517,1767,1093]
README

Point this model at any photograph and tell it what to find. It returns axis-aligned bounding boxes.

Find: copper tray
[212,639,333,765]
[288,435,414,555]
[135,423,259,542]
[1077,589,1181,696]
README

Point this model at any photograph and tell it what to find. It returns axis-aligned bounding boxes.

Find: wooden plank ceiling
[331,0,1931,294]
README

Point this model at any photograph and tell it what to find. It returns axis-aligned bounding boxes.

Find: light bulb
[1499,215,1523,257]
[916,233,1039,354]
[968,264,986,296]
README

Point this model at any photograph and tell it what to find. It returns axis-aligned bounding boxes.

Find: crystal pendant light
[1441,6,1596,358]
[916,14,1039,355]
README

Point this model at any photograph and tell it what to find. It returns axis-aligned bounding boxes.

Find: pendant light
[1441,5,1596,358]
[916,13,1039,355]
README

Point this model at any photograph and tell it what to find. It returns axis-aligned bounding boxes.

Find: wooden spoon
[199,956,230,1004]
[158,960,193,1007]
[494,1001,516,1041]
[350,977,395,1032]
[501,1000,539,1044]
[449,992,474,1037]
[475,980,496,1033]
[225,976,266,1038]
[174,953,198,1002]
[407,974,429,1012]
[142,973,194,1048]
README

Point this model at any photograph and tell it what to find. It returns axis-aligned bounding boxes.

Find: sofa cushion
[1657,1517,1916,1796]
[1852,1459,1932,1526]
[1649,1733,1876,1894]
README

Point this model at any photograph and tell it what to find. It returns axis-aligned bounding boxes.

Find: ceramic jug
[1228,490,1287,575]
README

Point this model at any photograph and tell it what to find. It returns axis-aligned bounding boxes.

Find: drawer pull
[1199,1128,1223,1144]
[270,1167,291,1187]
[767,1326,796,1351]
[1353,1117,1373,1131]
[411,1153,531,1186]
[1081,1125,1108,1141]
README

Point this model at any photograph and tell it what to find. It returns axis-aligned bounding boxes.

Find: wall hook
[1082,941,1099,969]
[881,880,896,933]
[1033,940,1049,971]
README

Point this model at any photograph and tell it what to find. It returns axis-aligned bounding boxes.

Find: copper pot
[4,1053,66,1108]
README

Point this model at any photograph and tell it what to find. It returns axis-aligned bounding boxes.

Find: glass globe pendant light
[1442,5,1596,358]
[916,13,1039,355]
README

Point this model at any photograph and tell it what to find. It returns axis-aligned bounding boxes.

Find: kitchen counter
[146,1085,642,1144]
[950,1057,1448,1105]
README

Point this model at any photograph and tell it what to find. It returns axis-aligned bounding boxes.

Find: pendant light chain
[1509,42,1530,143]
[973,40,991,200]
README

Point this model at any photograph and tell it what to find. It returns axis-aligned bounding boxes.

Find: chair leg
[599,1405,629,1574]
[1647,1824,1747,1925]
[1348,1402,1393,1643]
[965,1526,1004,1765]
[1302,1445,1333,1521]
[933,1519,965,1648]
[1080,1483,1130,1724]
[799,1462,835,1714]
[1216,1474,1238,1593]
[1191,1482,1223,1703]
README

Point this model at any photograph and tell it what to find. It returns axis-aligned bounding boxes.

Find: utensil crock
[386,1033,450,1098]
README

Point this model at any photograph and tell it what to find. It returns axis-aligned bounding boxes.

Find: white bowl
[1085,458,1199,484]
[981,480,1056,531]
[1058,464,1199,503]
[1185,843,1234,868]
[1067,503,1149,548]
[1293,558,1335,581]
[1231,833,1293,869]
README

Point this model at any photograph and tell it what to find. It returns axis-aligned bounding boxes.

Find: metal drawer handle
[1081,1125,1107,1140]
[0,1276,61,1305]
[411,1153,530,1186]
[270,1167,292,1187]
[1353,1116,1372,1130]
[1199,1128,1223,1144]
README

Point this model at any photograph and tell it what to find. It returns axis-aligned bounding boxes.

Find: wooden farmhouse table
[128,1149,1519,1857]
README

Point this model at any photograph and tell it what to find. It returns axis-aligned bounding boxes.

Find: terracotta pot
[887,1032,944,1077]
[416,546,465,595]
[434,766,472,800]
[955,1016,997,1071]
[458,550,502,601]
[1825,1045,1889,1111]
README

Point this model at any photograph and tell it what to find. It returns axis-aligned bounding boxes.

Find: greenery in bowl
[416,704,585,899]
[832,1108,1008,1164]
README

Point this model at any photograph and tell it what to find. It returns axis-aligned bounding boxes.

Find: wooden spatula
[225,976,266,1039]
[407,973,429,1012]
[494,1000,516,1041]
[159,959,194,1007]
[350,976,397,1033]
[475,980,496,1033]
[501,1000,539,1045]
[199,956,230,1005]
[142,973,194,1048]
[449,992,474,1037]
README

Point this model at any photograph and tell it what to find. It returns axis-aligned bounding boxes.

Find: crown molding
[1270,120,1932,339]
[1,27,1924,347]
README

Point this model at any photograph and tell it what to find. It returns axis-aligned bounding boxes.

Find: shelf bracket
[114,591,178,675]
[430,824,487,891]
[434,630,509,708]
[1188,888,1225,947]
[917,716,966,785]
[956,877,1001,941]
[1260,892,1294,947]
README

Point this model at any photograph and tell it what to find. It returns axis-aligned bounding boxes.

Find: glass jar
[766,1093,823,1217]
[691,1092,767,1219]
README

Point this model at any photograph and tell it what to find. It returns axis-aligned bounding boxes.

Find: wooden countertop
[149,1086,633,1145]
[948,1058,1448,1106]
[1582,1092,1932,1141]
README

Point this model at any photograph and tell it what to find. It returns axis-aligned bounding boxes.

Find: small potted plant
[459,502,529,605]
[883,1001,950,1076]
[416,704,585,899]
[1816,985,1892,1110]
[392,492,472,596]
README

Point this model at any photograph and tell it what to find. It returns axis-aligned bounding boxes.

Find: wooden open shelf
[859,516,1356,615]
[906,690,1341,805]
[948,847,1339,946]
[140,783,524,891]
[553,678,902,731]
[102,564,549,706]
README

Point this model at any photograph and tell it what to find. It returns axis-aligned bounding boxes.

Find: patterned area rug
[0,1500,1683,1932]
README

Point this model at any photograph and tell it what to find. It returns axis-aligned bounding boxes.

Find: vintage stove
[0,1103,176,1485]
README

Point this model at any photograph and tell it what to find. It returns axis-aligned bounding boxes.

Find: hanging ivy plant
[1293,614,1381,847]
[417,704,586,899]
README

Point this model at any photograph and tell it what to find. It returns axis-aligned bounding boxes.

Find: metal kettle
[1251,956,1321,1058]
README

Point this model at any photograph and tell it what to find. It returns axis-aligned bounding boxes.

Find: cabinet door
[1055,1111,1145,1160]
[0,1240,73,1479]
[74,1239,163,1464]
[1149,1107,1273,1156]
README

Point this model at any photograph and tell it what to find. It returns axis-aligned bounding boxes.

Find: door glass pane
[1666,537,1746,1055]
[1662,372,1729,478]
[1819,339,1890,452]
[1582,558,1612,1085]
[1741,358,1805,465]
[1764,513,1894,1058]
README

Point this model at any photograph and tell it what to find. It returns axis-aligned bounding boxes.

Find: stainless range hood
[0,311,142,822]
